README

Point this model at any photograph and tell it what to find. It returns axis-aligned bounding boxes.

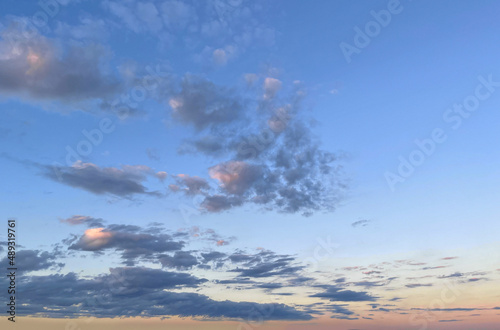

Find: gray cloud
[170,174,211,195]
[352,219,370,227]
[229,251,304,278]
[0,20,120,103]
[405,283,433,288]
[200,194,244,212]
[44,162,162,198]
[168,75,243,130]
[310,286,377,302]
[209,161,262,195]
[438,272,463,278]
[0,249,63,273]
[9,267,312,320]
[201,251,227,262]
[69,225,184,266]
[352,281,384,288]
[167,77,346,216]
[60,215,105,228]
[159,251,199,270]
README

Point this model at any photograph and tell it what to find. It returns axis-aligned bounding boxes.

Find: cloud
[105,266,205,289]
[411,308,485,312]
[213,48,228,66]
[422,265,448,270]
[0,249,63,273]
[55,17,111,41]
[168,75,243,131]
[155,171,168,181]
[229,251,304,278]
[105,1,163,33]
[405,283,433,288]
[256,282,283,290]
[178,135,226,156]
[69,225,184,265]
[201,251,227,263]
[146,148,161,161]
[160,0,195,31]
[160,251,199,270]
[351,219,370,227]
[325,304,355,316]
[177,226,236,246]
[170,174,210,195]
[330,315,358,320]
[263,77,282,100]
[209,161,262,195]
[191,122,344,216]
[310,286,377,302]
[104,0,276,65]
[216,239,228,246]
[438,272,463,278]
[200,194,244,212]
[45,161,163,198]
[0,20,120,103]
[60,215,105,227]
[10,267,312,320]
[245,73,259,87]
[165,75,346,216]
[352,281,384,288]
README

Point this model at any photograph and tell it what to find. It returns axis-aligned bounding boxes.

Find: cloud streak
[45,161,163,198]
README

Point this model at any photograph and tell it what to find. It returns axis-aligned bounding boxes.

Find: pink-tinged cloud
[155,171,168,181]
[0,23,121,103]
[171,174,210,195]
[267,105,290,133]
[81,228,113,249]
[60,215,104,227]
[209,161,261,195]
[263,77,282,100]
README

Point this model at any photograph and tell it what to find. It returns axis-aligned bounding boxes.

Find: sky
[0,0,499,329]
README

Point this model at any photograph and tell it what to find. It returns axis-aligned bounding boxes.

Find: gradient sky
[1,0,500,329]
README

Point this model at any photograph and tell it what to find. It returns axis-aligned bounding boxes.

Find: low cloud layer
[310,285,377,302]
[1,265,312,320]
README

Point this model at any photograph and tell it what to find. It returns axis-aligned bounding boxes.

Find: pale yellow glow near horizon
[12,315,500,330]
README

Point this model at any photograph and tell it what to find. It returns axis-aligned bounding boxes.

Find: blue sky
[1,0,500,328]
